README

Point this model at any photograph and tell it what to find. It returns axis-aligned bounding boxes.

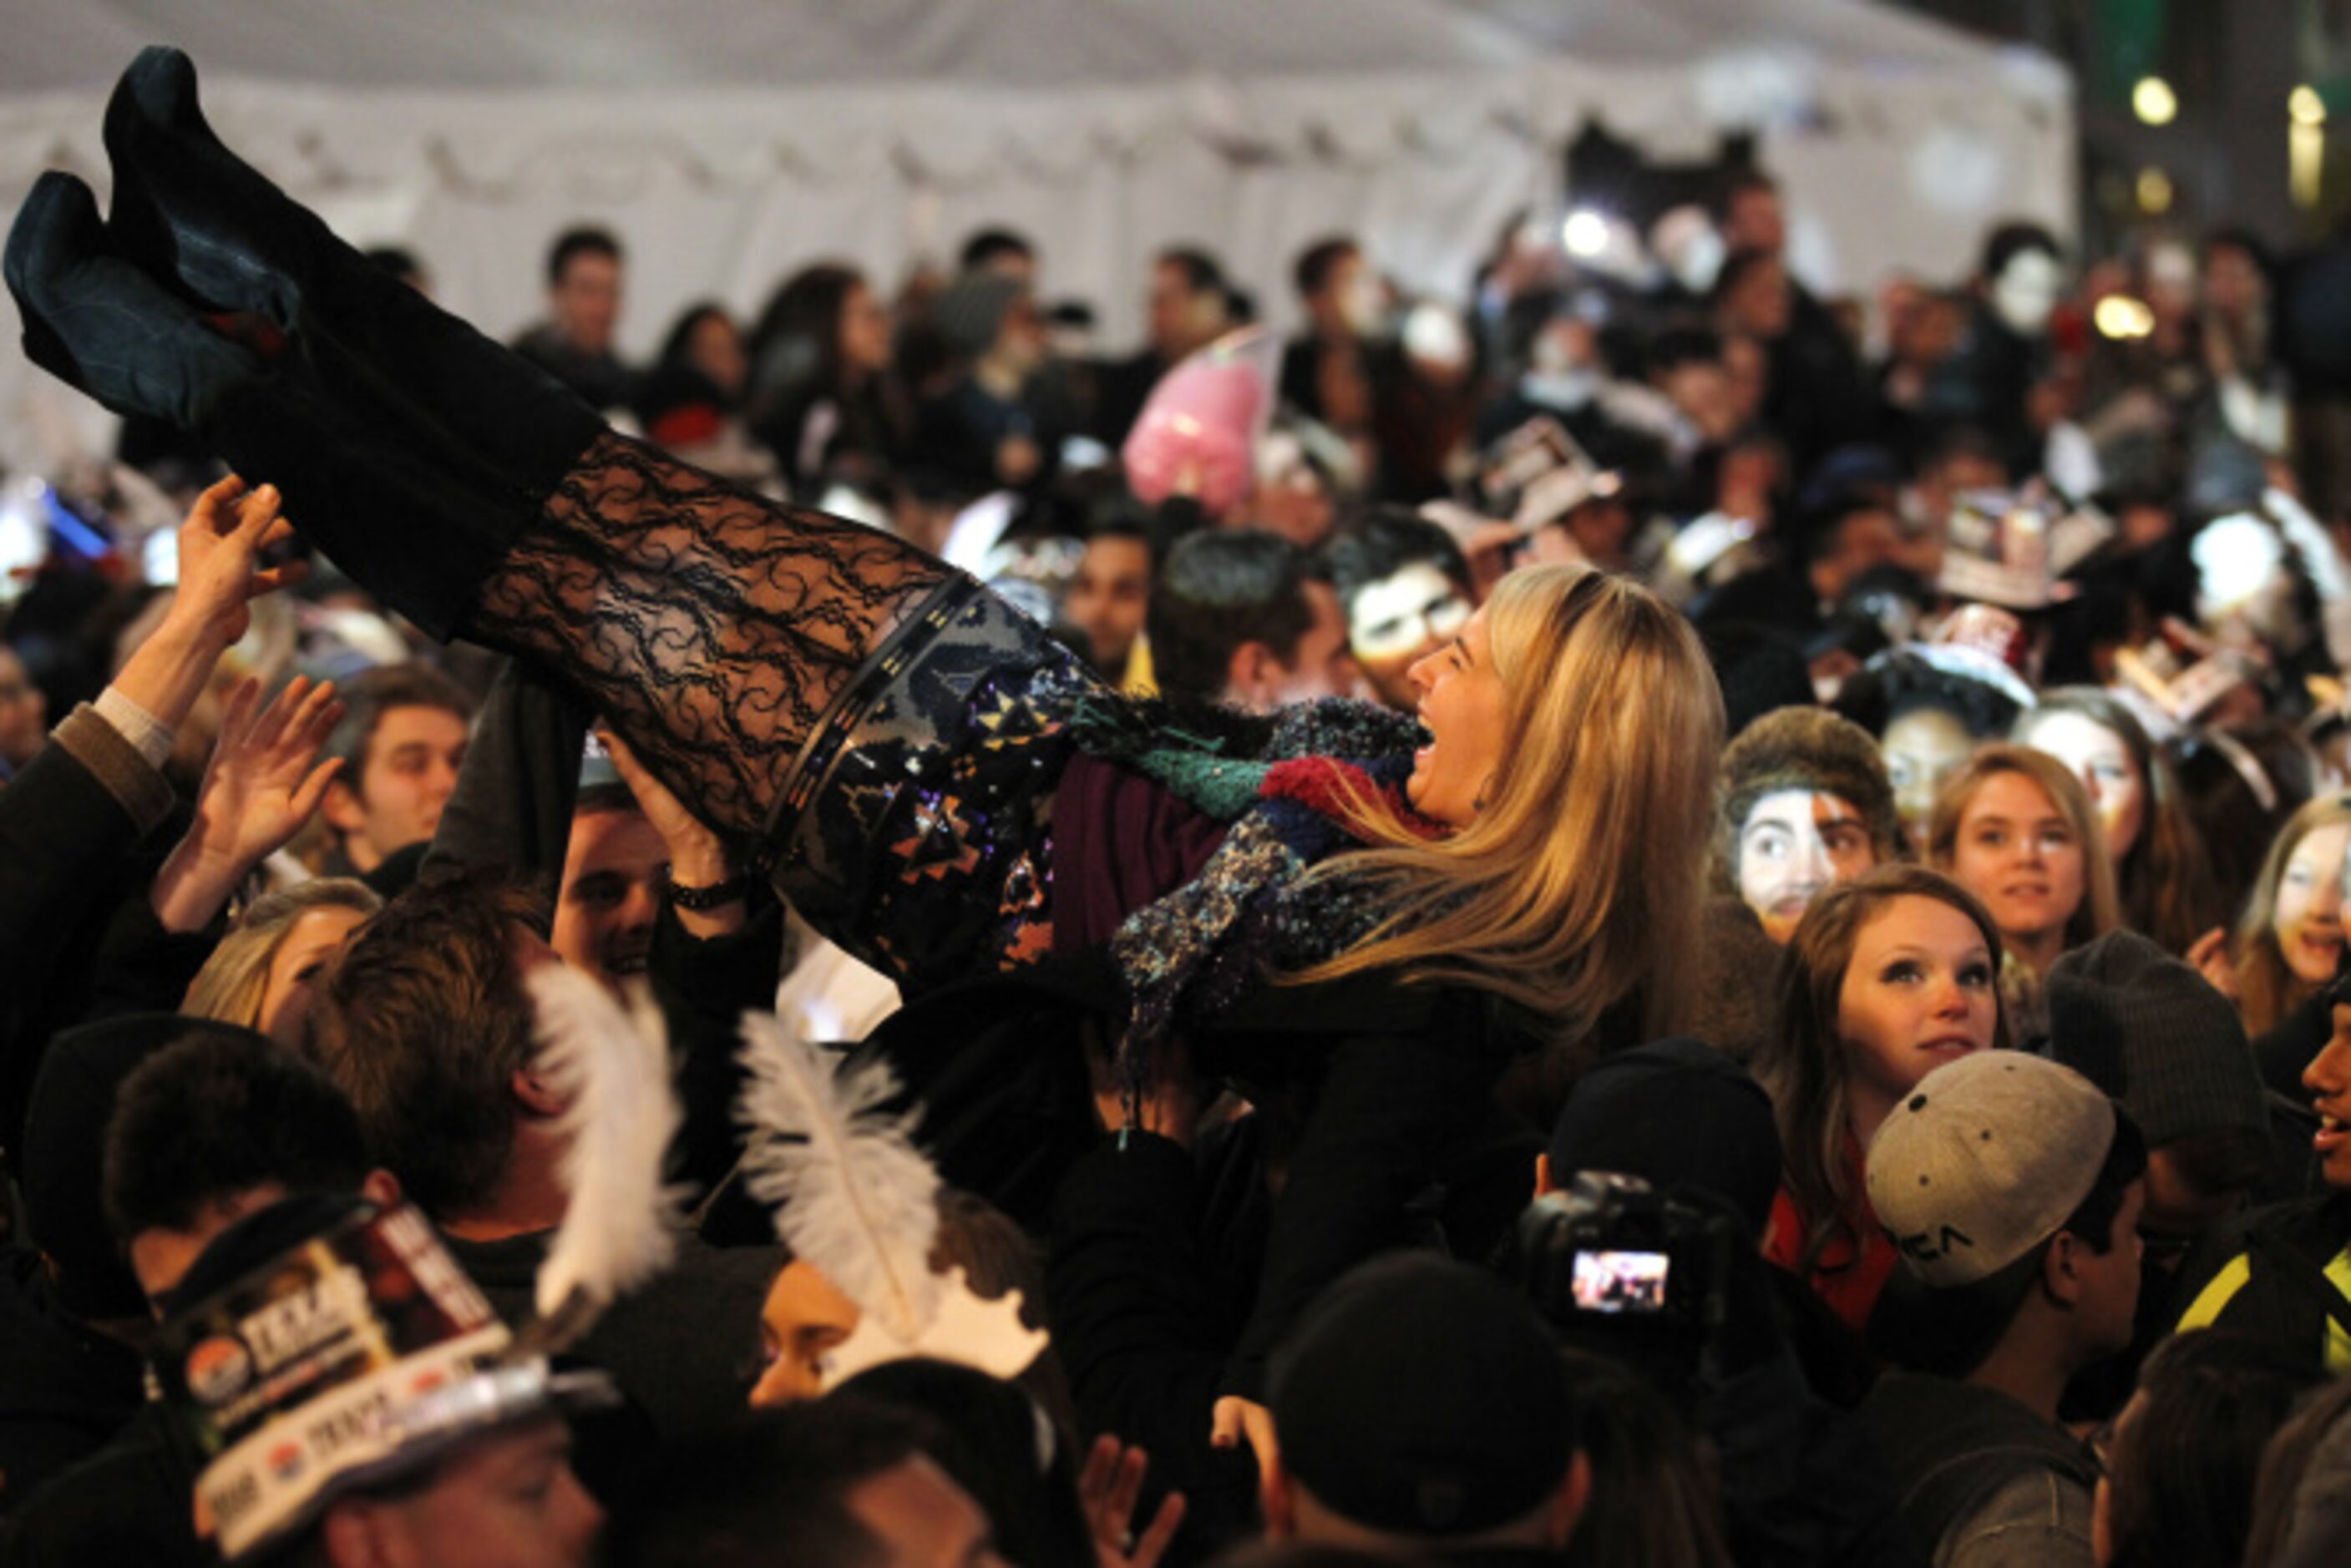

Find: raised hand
[1077,1434,1186,1568]
[152,675,343,931]
[114,474,310,731]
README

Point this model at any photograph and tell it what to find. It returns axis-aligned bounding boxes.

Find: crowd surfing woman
[5,47,1725,1401]
[2013,687,2227,963]
[1755,867,2006,1335]
[2233,793,2351,1036]
[1927,745,2120,1046]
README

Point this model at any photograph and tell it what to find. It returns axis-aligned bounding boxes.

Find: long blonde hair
[2235,792,2351,1034]
[1294,565,1725,1044]
[181,878,383,1029]
[1926,743,2120,957]
[1754,865,2008,1277]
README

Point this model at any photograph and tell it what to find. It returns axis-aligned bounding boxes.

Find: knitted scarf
[1070,695,1450,1074]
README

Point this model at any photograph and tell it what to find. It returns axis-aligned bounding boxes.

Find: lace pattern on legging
[467,431,948,839]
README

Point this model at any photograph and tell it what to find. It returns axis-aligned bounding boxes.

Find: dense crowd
[8,41,2351,1568]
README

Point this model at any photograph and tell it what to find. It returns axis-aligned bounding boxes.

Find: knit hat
[1715,705,1902,883]
[1865,1053,2120,1288]
[1269,1254,1573,1537]
[155,1196,612,1560]
[930,274,1026,361]
[2044,929,2267,1150]
[1546,1038,1781,1239]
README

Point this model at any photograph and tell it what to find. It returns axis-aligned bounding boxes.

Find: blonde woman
[182,878,379,1046]
[2234,794,2351,1036]
[1928,744,2120,1044]
[15,54,1726,1422]
[1755,866,2007,1334]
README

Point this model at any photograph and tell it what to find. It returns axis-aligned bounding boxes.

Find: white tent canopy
[0,0,2072,470]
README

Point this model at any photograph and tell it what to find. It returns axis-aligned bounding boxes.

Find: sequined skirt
[764,574,1108,996]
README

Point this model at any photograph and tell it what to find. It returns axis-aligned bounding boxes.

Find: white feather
[527,967,687,1321]
[737,1012,940,1343]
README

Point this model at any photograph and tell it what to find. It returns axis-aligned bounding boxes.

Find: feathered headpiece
[737,1012,1046,1388]
[512,967,689,1355]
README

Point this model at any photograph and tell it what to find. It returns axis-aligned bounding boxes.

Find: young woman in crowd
[1754,865,2006,1335]
[9,48,1724,1404]
[2232,793,2351,1035]
[746,260,906,496]
[2013,687,2224,959]
[1927,745,2119,1044]
[180,878,380,1046]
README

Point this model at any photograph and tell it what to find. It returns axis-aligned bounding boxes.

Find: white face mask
[1348,561,1472,663]
[1991,250,2063,337]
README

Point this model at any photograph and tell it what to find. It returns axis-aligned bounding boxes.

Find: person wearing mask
[1857,1052,2148,1567]
[512,225,632,412]
[1928,745,2120,1047]
[1754,867,2006,1336]
[1322,511,1475,716]
[1713,706,1901,946]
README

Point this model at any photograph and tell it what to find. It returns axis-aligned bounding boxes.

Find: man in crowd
[1280,235,1381,441]
[1144,529,1359,711]
[552,774,667,992]
[512,225,633,410]
[1323,510,1474,714]
[1061,515,1156,685]
[1858,1053,2148,1565]
[1094,246,1239,446]
[319,663,473,884]
[1261,1253,1587,1555]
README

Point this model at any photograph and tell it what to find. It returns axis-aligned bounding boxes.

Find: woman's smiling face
[1406,609,1511,827]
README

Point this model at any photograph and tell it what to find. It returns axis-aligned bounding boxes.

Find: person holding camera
[1754,867,2007,1337]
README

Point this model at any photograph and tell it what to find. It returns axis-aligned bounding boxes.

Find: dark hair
[832,1359,1094,1568]
[1322,508,1472,607]
[2171,721,2323,918]
[2239,1374,2351,1567]
[1644,324,1724,380]
[1294,236,1360,301]
[1832,649,2021,741]
[1870,1107,2147,1378]
[103,1031,369,1248]
[1710,247,1783,311]
[323,663,474,783]
[1558,1351,1735,1568]
[1980,221,2061,283]
[307,873,547,1220]
[1158,246,1229,299]
[545,225,622,287]
[2103,1330,2324,1568]
[960,228,1036,273]
[1145,529,1316,706]
[751,262,869,404]
[603,1399,940,1568]
[656,301,734,371]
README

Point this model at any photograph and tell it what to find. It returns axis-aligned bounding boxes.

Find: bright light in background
[2136,166,2173,215]
[1562,210,1610,260]
[2132,75,2177,126]
[2293,86,2327,210]
[2292,84,2328,125]
[2094,296,2156,340]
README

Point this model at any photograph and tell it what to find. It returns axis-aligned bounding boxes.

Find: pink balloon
[1122,328,1281,519]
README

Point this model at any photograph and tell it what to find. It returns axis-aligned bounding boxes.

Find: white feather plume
[526,967,688,1323]
[736,1011,940,1343]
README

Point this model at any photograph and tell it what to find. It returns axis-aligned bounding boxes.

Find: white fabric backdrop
[0,0,2074,476]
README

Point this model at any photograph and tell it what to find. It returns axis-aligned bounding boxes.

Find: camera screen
[1570,1250,1670,1313]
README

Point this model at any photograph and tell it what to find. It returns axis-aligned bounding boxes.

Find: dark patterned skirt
[764,574,1110,996]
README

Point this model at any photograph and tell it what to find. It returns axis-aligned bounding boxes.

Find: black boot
[3,171,256,430]
[8,172,547,640]
[102,45,603,509]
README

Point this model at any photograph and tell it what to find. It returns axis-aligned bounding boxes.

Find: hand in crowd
[151,675,343,932]
[112,475,309,730]
[599,728,742,938]
[1208,1394,1277,1489]
[2185,928,2239,1000]
[1077,1435,1186,1568]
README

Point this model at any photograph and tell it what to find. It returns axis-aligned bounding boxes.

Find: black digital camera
[1512,1171,1740,1339]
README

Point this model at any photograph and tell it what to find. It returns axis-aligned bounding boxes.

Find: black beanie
[2046,929,2267,1150]
[1546,1038,1783,1240]
[1268,1254,1573,1538]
